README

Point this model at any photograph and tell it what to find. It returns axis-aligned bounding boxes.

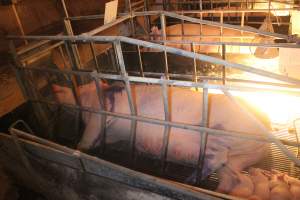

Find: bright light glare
[232,91,300,125]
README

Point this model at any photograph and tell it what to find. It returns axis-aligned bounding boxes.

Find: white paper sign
[104,0,118,24]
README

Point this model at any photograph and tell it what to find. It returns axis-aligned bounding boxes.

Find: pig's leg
[216,166,239,193]
[77,113,103,151]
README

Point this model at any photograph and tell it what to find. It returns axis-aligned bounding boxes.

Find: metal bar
[222,44,226,85]
[90,42,101,72]
[137,45,145,77]
[195,86,209,184]
[11,4,27,44]
[9,41,50,135]
[85,15,131,36]
[148,40,300,48]
[66,8,299,21]
[9,35,300,86]
[94,79,107,154]
[58,46,68,69]
[21,66,300,95]
[60,0,69,18]
[161,11,289,40]
[160,14,169,79]
[160,79,171,174]
[191,42,198,83]
[113,41,137,161]
[8,128,48,196]
[63,20,82,69]
[29,97,300,151]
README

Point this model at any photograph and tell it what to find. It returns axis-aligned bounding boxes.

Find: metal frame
[7,4,300,187]
[8,31,300,182]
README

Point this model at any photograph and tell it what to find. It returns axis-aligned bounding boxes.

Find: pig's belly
[104,85,269,168]
[105,117,201,163]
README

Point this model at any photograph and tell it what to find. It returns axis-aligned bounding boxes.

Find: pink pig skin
[270,174,292,200]
[249,168,270,200]
[229,173,254,198]
[53,83,270,184]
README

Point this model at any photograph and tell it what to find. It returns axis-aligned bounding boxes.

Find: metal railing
[8,31,300,185]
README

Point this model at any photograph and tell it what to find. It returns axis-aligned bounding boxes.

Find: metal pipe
[11,4,27,44]
[137,45,145,77]
[195,86,209,184]
[160,79,171,174]
[90,42,101,72]
[8,35,300,85]
[113,41,137,162]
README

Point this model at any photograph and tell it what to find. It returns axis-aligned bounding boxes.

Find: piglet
[229,172,254,198]
[249,168,270,200]
[270,172,291,200]
[283,174,300,200]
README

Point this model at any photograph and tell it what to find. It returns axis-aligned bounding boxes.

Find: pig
[269,172,292,200]
[249,168,270,200]
[229,172,254,198]
[52,81,270,183]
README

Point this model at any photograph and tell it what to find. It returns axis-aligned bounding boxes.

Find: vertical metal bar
[160,14,169,79]
[220,12,223,53]
[63,19,82,70]
[60,0,69,18]
[241,11,245,50]
[94,78,107,154]
[181,18,185,49]
[58,46,68,69]
[90,42,101,72]
[9,41,29,100]
[160,79,171,174]
[222,44,226,85]
[191,42,198,83]
[11,4,27,45]
[137,45,145,77]
[9,41,49,135]
[195,86,209,185]
[113,41,137,161]
[128,0,136,37]
[199,0,202,10]
[144,0,151,40]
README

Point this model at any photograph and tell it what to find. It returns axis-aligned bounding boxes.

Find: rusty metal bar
[113,41,137,161]
[160,79,171,174]
[195,86,209,184]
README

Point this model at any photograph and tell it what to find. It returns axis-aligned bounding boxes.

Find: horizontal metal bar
[151,40,300,48]
[84,15,132,36]
[18,66,300,95]
[7,35,300,86]
[161,11,289,40]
